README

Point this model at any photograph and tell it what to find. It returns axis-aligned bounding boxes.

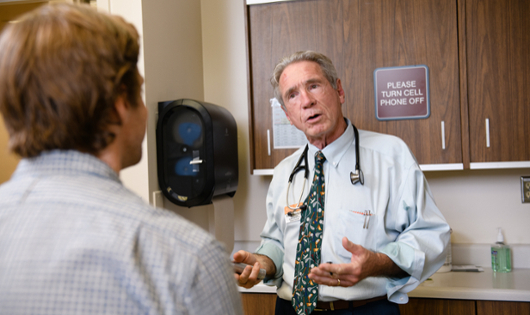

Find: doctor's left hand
[308,237,406,287]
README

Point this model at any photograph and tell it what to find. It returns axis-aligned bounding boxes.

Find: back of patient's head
[0,3,141,158]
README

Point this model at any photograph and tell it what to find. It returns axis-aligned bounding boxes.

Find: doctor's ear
[336,78,346,104]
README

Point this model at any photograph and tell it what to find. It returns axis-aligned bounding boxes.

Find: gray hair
[270,51,339,107]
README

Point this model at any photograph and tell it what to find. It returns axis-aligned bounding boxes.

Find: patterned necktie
[292,151,326,315]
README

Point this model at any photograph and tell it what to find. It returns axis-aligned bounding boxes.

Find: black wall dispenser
[156,99,238,207]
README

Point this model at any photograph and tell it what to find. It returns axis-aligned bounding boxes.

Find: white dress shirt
[256,120,450,304]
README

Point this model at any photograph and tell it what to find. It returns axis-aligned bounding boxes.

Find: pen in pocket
[349,210,373,229]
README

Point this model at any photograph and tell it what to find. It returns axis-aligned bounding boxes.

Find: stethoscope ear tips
[350,169,364,185]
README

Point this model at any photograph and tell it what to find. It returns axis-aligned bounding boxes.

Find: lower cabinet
[241,294,530,315]
[476,300,530,315]
[399,298,475,315]
[400,299,530,315]
[241,293,277,315]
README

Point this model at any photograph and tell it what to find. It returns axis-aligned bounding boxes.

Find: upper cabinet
[244,0,530,174]
[0,2,46,31]
[465,0,530,168]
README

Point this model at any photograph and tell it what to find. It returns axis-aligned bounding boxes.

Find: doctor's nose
[300,90,315,108]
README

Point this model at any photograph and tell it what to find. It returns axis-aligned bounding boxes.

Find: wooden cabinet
[477,300,530,315]
[241,293,276,315]
[400,299,530,315]
[246,0,462,172]
[244,0,530,173]
[241,294,530,315]
[399,298,475,315]
[464,0,530,166]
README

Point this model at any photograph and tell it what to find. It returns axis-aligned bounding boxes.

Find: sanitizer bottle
[491,228,512,272]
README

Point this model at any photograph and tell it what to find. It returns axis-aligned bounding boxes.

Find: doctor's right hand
[232,250,275,289]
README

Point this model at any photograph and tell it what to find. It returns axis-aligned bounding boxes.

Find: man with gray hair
[233,51,449,315]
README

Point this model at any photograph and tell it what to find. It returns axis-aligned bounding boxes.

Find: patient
[0,3,243,314]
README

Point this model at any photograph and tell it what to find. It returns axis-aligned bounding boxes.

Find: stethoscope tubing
[286,123,363,213]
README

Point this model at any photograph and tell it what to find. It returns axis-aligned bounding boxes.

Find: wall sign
[374,65,430,121]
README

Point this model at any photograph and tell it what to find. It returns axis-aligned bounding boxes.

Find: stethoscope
[286,124,364,213]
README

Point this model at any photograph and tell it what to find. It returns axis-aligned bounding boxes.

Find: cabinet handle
[485,118,490,148]
[267,129,271,156]
[441,121,446,150]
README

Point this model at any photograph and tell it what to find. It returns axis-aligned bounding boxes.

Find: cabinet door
[241,293,277,315]
[399,298,475,315]
[477,300,530,315]
[0,2,45,31]
[246,0,462,172]
[466,0,530,164]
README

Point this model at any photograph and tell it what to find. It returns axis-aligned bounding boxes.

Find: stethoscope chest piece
[350,169,364,185]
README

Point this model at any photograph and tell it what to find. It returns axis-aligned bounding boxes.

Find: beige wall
[200,0,270,241]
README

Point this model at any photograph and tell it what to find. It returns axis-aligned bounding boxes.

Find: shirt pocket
[334,210,375,260]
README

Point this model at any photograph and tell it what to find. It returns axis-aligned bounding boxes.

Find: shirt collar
[307,118,354,169]
[13,150,121,183]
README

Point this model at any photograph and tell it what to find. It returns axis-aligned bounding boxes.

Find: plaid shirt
[0,150,243,315]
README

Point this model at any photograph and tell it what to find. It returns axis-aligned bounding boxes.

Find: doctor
[234,51,450,315]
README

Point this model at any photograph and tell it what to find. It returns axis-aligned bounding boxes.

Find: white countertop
[239,268,530,302]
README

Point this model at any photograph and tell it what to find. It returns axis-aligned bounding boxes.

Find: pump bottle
[491,228,512,272]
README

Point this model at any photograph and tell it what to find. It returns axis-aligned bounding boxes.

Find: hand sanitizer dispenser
[491,228,512,273]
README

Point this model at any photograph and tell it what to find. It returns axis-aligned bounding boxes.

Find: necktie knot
[315,151,326,166]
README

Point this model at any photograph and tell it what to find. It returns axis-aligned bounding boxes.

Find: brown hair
[0,3,141,157]
[270,51,339,108]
